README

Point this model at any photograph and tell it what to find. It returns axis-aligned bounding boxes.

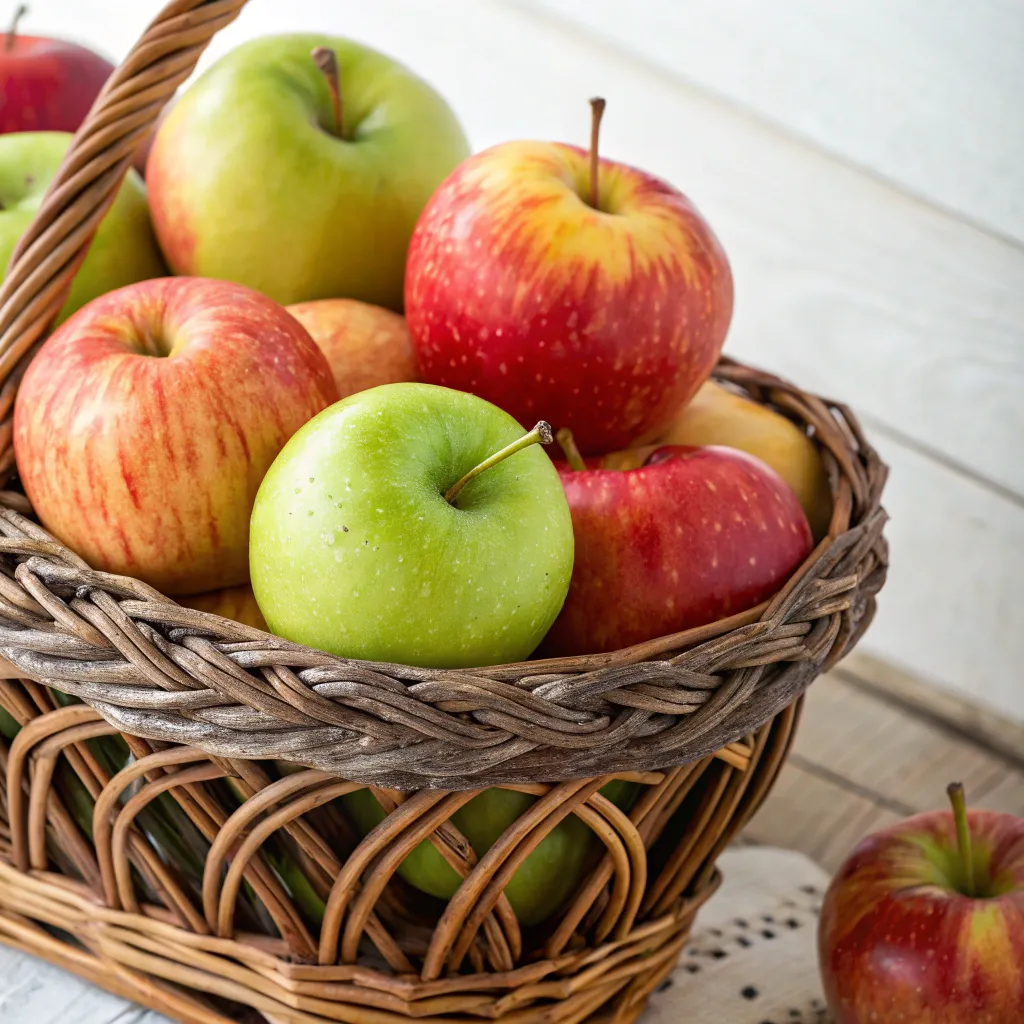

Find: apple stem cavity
[445,421,554,505]
[311,46,343,139]
[947,781,976,897]
[5,4,26,51]
[555,428,587,472]
[588,96,607,210]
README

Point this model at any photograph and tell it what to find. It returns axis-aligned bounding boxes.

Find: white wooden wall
[26,0,1024,721]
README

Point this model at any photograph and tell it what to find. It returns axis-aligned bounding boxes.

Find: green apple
[146,34,471,311]
[341,780,639,925]
[0,132,166,323]
[249,383,574,668]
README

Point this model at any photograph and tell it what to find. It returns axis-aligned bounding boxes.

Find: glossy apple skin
[286,298,417,399]
[0,132,167,323]
[405,141,733,454]
[819,809,1024,1022]
[0,34,113,134]
[541,445,812,656]
[250,382,574,669]
[147,34,470,310]
[14,278,338,595]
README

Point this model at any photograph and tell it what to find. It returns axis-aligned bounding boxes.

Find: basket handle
[0,0,248,479]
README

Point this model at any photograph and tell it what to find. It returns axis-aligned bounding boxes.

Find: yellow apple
[286,298,417,399]
[179,583,268,632]
[650,380,832,540]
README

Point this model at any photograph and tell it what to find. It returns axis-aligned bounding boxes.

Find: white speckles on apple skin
[545,446,811,655]
[404,144,733,455]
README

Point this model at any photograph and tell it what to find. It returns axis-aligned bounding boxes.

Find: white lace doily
[0,846,833,1024]
[641,846,832,1024]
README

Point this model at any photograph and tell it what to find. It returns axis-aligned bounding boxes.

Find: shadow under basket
[0,2,889,1022]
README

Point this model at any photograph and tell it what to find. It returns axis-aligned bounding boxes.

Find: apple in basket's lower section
[179,583,268,632]
[342,780,640,926]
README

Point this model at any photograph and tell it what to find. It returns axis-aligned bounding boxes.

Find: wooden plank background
[17,0,1024,720]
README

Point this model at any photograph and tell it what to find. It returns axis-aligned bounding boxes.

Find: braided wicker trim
[0,0,888,787]
[0,362,886,788]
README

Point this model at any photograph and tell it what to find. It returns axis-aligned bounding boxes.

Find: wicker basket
[0,2,888,1022]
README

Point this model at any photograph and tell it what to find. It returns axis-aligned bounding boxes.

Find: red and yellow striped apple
[13,277,338,595]
[819,784,1024,1022]
[540,441,812,656]
[405,101,733,455]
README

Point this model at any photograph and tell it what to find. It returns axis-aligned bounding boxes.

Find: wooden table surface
[747,652,1024,871]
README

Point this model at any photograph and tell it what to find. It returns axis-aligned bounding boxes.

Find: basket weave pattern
[0,2,888,1021]
[0,696,799,1022]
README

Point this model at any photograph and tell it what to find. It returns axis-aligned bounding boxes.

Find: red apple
[540,441,812,656]
[405,100,733,455]
[13,277,339,595]
[819,783,1024,1022]
[286,298,417,399]
[0,6,114,134]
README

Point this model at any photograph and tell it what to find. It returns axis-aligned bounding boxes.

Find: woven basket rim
[0,0,889,789]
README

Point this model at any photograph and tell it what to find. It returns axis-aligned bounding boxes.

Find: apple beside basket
[0,3,889,1024]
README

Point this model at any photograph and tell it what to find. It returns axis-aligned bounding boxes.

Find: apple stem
[947,781,976,897]
[588,96,606,210]
[311,46,343,139]
[555,428,587,472]
[5,4,27,51]
[444,421,554,505]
